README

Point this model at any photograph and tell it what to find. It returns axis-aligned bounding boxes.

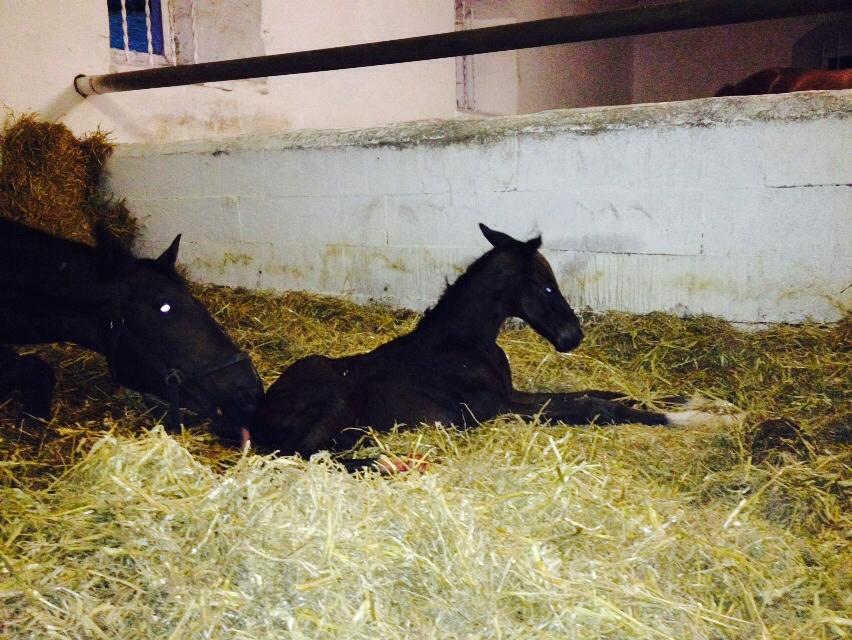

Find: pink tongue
[240,427,252,450]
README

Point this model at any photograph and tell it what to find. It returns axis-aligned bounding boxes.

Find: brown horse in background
[716,67,852,96]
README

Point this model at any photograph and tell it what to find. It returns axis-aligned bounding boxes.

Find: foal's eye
[159,303,172,314]
[543,287,553,295]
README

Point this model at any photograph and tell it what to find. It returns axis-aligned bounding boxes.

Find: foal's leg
[515,390,640,405]
[505,390,668,426]
[253,356,364,458]
[513,390,689,408]
[0,347,56,419]
[506,390,730,427]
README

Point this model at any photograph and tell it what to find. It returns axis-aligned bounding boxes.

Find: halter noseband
[105,310,251,428]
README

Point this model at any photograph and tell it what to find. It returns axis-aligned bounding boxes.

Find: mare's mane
[135,257,186,284]
[1,218,183,285]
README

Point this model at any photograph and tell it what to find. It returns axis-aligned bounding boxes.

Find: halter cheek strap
[105,313,251,428]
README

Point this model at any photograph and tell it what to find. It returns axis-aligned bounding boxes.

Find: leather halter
[104,309,251,428]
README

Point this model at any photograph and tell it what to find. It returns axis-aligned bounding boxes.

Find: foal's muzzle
[554,327,583,353]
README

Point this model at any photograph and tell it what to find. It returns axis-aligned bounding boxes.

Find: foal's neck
[416,257,509,347]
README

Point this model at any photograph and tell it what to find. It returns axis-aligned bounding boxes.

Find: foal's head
[480,223,583,352]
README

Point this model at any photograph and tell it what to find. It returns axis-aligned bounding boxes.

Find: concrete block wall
[106,91,852,324]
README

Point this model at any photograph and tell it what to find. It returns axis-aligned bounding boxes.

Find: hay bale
[0,113,140,246]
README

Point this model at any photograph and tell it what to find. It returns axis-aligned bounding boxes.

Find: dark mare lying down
[716,67,852,96]
[0,218,262,441]
[254,224,715,468]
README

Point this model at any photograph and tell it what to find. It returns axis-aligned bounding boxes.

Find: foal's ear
[94,224,134,274]
[526,235,542,251]
[155,234,182,271]
[479,223,519,249]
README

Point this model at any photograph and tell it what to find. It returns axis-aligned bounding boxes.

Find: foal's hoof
[681,395,738,412]
[375,453,432,475]
[664,409,744,427]
[663,394,744,427]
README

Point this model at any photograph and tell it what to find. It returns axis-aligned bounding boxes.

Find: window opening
[108,0,168,66]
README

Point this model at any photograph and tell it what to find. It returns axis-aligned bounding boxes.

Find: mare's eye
[543,287,553,295]
[159,303,172,314]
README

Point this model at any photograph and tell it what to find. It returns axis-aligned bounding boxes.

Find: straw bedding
[1,115,849,639]
[1,287,849,639]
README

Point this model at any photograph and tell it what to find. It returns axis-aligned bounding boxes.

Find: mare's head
[479,223,583,352]
[93,227,263,437]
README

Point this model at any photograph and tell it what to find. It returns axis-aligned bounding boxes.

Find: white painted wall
[0,0,456,143]
[106,91,852,324]
[515,0,634,112]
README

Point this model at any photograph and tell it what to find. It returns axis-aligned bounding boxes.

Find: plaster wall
[0,0,456,143]
[106,91,852,324]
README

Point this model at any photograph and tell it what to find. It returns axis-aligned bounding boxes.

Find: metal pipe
[75,0,852,96]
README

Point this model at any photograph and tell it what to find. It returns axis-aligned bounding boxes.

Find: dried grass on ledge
[1,286,850,639]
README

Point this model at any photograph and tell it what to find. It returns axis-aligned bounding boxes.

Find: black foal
[253,224,712,465]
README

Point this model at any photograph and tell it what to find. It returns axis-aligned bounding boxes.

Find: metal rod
[75,0,852,96]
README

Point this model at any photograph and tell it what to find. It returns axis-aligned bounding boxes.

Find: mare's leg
[0,346,56,420]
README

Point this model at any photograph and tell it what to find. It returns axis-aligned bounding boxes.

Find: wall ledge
[113,90,852,158]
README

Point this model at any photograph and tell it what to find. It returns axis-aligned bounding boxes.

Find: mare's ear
[155,234,181,271]
[94,224,134,274]
[526,235,542,251]
[479,223,520,249]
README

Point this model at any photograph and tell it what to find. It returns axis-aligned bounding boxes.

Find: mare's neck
[2,227,113,352]
[4,288,109,352]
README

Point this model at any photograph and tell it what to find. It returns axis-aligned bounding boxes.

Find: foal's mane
[418,245,525,327]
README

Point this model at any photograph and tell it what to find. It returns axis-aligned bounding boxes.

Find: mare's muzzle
[106,314,260,430]
[162,351,257,429]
